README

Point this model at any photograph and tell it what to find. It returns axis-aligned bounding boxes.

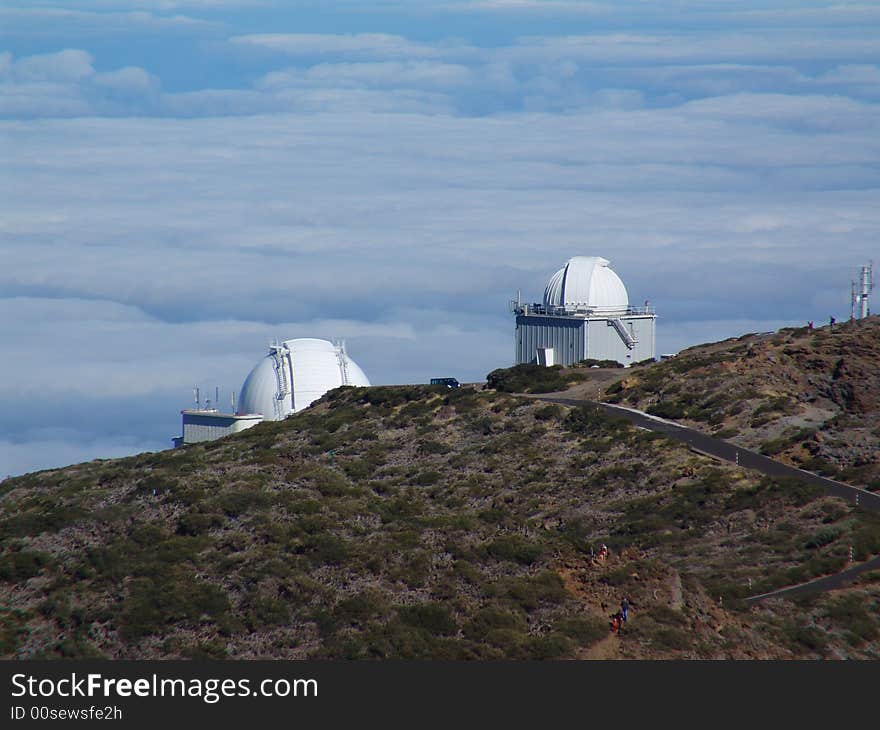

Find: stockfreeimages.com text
[11,673,317,705]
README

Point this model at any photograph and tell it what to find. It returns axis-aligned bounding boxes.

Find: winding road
[535,395,880,602]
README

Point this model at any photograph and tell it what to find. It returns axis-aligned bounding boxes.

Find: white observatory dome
[237,338,370,420]
[542,256,629,313]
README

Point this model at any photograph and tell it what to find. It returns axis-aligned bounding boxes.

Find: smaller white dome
[238,356,279,419]
[543,256,629,313]
[237,338,370,420]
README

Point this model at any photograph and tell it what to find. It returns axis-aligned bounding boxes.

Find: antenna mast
[860,261,873,318]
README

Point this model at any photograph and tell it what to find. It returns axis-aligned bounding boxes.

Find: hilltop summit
[1,321,879,659]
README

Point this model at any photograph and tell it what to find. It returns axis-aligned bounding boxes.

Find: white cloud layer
[231,33,446,58]
[0,7,216,34]
[0,435,167,484]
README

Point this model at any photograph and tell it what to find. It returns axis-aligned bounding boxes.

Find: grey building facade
[513,256,657,367]
[514,308,656,366]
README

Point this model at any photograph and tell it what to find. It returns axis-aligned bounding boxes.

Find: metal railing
[511,301,655,317]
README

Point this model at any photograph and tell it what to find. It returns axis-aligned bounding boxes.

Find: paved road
[536,395,880,602]
[744,554,880,602]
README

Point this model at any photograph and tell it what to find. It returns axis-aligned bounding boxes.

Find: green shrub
[418,440,451,455]
[335,591,389,627]
[646,401,687,419]
[534,404,563,421]
[452,560,482,585]
[303,534,351,565]
[414,470,442,486]
[467,415,495,435]
[486,364,569,394]
[554,616,608,645]
[669,352,739,373]
[725,476,822,512]
[0,502,88,538]
[374,496,422,523]
[0,549,51,582]
[397,603,457,636]
[480,627,528,655]
[355,618,460,660]
[714,428,739,439]
[823,595,878,645]
[399,401,436,419]
[354,386,434,409]
[804,527,842,550]
[135,475,178,497]
[243,595,291,630]
[309,468,356,497]
[759,437,790,456]
[180,641,228,660]
[119,577,230,640]
[628,615,690,651]
[463,607,526,640]
[485,535,545,565]
[526,632,574,658]
[175,512,224,536]
[342,459,373,480]
[0,609,28,655]
[565,404,629,436]
[851,511,880,559]
[753,396,796,418]
[782,622,827,654]
[498,571,567,611]
[605,380,625,396]
[211,489,270,517]
[799,456,841,478]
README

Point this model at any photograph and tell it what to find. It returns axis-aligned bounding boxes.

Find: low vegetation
[1,323,879,659]
[604,316,880,492]
[486,364,587,394]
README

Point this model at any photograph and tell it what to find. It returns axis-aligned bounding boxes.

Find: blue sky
[1,0,878,476]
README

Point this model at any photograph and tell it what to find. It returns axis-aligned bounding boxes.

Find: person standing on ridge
[621,597,629,623]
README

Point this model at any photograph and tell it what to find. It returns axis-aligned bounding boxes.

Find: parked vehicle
[430,377,460,388]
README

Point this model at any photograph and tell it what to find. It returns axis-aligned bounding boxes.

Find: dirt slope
[605,315,880,491]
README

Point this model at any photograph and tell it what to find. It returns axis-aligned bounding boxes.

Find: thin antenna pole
[195,386,200,409]
[860,261,873,318]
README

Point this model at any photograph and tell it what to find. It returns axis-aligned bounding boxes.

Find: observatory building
[174,338,370,446]
[512,256,656,367]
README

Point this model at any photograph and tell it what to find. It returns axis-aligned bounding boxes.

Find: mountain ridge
[1,319,879,659]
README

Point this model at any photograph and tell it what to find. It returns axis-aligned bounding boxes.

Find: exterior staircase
[608,318,638,349]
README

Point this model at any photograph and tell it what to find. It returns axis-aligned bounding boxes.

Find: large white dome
[542,256,629,313]
[237,338,370,420]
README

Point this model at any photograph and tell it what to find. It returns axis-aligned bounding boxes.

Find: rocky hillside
[605,315,880,491]
[1,344,879,659]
